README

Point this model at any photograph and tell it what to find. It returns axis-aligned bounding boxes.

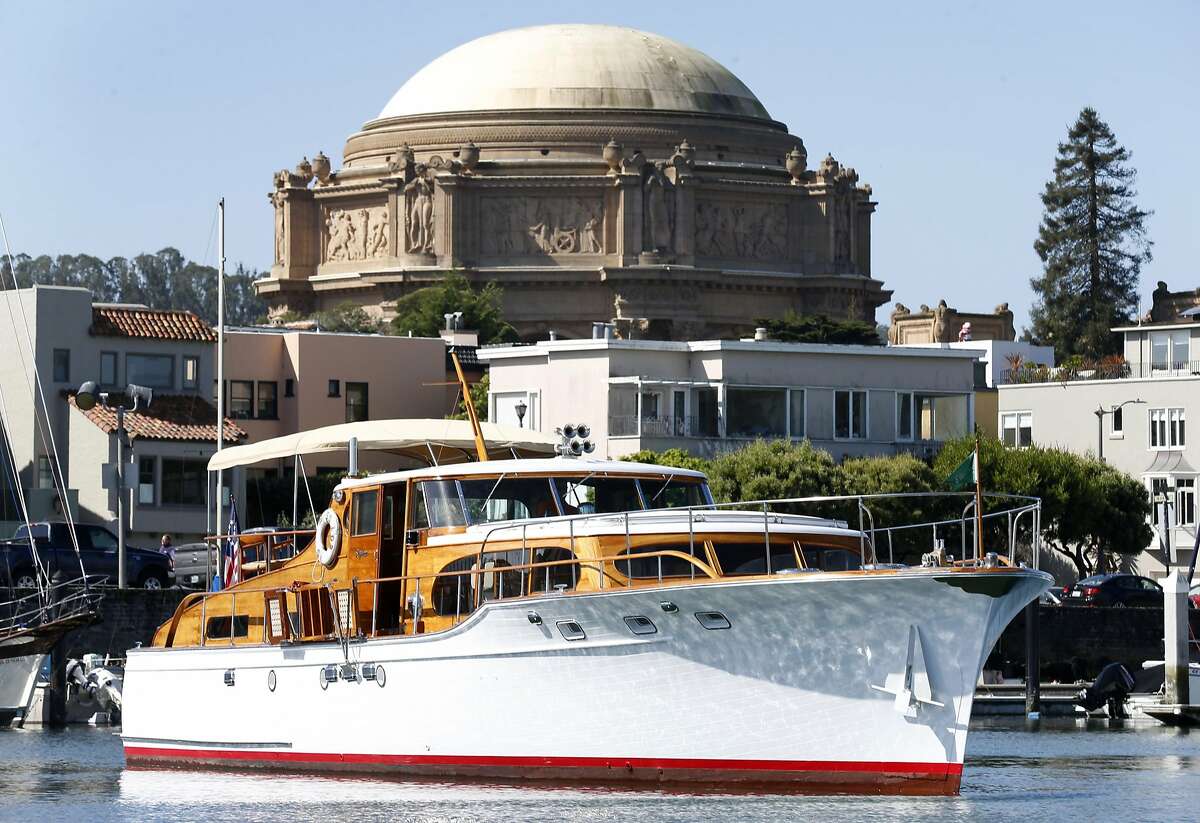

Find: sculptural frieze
[273,193,286,265]
[643,162,673,254]
[323,205,389,263]
[480,196,603,256]
[694,200,787,261]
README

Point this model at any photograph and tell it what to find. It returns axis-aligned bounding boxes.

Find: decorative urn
[785,144,807,183]
[459,141,480,174]
[602,139,623,173]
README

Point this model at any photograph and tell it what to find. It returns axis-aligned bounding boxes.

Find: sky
[0,0,1195,332]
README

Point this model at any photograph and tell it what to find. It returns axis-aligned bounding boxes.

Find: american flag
[222,497,242,589]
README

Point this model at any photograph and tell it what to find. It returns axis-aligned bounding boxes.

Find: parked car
[1060,573,1162,607]
[0,522,174,589]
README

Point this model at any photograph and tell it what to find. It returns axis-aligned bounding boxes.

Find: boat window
[205,615,250,639]
[709,541,800,576]
[459,477,558,523]
[554,476,642,514]
[431,555,475,617]
[640,477,710,510]
[615,543,710,579]
[477,550,527,603]
[352,489,378,536]
[414,480,467,529]
[529,547,578,593]
[800,546,863,572]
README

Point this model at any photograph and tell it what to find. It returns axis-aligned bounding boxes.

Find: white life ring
[315,508,342,568]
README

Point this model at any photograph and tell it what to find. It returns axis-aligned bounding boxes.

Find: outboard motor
[65,657,123,723]
[1076,662,1135,717]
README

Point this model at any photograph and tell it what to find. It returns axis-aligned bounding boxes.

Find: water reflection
[2,720,1198,823]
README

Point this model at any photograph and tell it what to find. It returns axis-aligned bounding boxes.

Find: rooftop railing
[1001,360,1200,385]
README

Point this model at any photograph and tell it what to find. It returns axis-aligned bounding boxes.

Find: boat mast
[450,351,488,462]
[974,431,984,561]
[215,198,226,554]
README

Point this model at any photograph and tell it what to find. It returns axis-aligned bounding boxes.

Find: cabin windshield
[411,473,711,528]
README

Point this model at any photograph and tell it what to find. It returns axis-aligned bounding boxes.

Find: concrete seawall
[59,588,190,660]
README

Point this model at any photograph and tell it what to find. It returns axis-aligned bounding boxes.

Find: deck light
[223,669,236,687]
[527,611,543,625]
[659,601,678,613]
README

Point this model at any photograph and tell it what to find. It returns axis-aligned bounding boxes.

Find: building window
[161,458,207,506]
[727,388,787,438]
[100,351,118,387]
[1001,412,1033,448]
[640,391,660,420]
[36,456,54,489]
[1149,407,1185,449]
[834,390,868,440]
[896,391,914,441]
[1112,406,1124,437]
[53,349,70,383]
[346,382,369,422]
[229,380,254,419]
[257,382,278,419]
[328,379,340,398]
[1150,476,1170,526]
[138,456,156,505]
[788,389,806,439]
[284,378,295,398]
[1176,478,1195,527]
[1151,330,1189,372]
[126,354,174,389]
[182,356,199,390]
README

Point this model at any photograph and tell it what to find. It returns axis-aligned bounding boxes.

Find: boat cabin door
[375,482,407,634]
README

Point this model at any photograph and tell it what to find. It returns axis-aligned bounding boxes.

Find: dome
[376,24,771,122]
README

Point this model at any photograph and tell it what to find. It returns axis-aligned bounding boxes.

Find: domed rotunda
[259,24,890,340]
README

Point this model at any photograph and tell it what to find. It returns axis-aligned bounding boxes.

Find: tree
[446,373,490,421]
[389,273,518,344]
[1028,108,1152,360]
[833,454,942,563]
[620,448,711,474]
[707,439,837,507]
[755,310,883,346]
[313,302,379,334]
[934,436,1152,577]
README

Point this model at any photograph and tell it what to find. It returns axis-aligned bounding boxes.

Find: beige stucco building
[479,337,979,461]
[256,24,890,341]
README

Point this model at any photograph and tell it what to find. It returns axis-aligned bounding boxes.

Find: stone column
[613,173,643,265]
[434,174,476,269]
[671,174,696,265]
[275,186,319,280]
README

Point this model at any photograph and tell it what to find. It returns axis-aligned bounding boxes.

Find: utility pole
[115,406,127,589]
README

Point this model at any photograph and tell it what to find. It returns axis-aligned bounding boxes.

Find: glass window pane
[416,480,466,528]
[53,349,70,383]
[834,391,850,439]
[352,490,378,535]
[229,381,254,419]
[161,458,206,505]
[1152,334,1169,370]
[138,457,155,505]
[127,354,174,389]
[789,390,806,439]
[257,382,278,419]
[100,352,117,386]
[346,382,368,423]
[727,388,786,438]
[851,391,867,439]
[458,477,557,523]
[896,392,913,440]
[183,356,199,389]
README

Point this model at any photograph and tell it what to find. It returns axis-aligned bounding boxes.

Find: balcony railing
[609,415,721,438]
[1000,360,1200,385]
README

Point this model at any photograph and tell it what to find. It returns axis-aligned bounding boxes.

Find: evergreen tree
[1028,108,1151,359]
[389,272,518,344]
[755,310,883,346]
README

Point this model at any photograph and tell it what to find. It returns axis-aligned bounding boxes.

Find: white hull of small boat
[122,568,1047,794]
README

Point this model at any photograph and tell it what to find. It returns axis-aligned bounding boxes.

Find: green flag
[946,449,977,491]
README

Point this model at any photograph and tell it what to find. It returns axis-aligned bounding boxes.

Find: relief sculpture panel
[694,200,788,261]
[480,196,603,256]
[325,205,389,263]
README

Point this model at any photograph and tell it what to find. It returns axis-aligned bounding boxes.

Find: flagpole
[974,431,984,562]
[215,198,225,589]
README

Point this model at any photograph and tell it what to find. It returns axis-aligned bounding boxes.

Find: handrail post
[857,497,865,566]
[200,593,207,647]
[688,507,696,580]
[763,502,771,575]
[230,592,236,646]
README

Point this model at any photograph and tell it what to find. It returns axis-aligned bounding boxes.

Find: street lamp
[515,399,528,428]
[77,381,153,589]
[1093,399,1144,464]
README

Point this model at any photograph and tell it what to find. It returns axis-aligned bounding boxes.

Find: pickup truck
[0,522,175,589]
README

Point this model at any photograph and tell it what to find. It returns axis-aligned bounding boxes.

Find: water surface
[0,719,1196,821]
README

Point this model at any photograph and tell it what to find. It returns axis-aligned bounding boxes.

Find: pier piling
[1024,601,1041,716]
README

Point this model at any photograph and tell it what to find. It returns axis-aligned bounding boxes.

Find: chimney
[592,322,604,339]
[754,327,769,341]
[548,329,558,341]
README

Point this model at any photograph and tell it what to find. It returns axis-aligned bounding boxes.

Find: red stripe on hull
[123,746,963,795]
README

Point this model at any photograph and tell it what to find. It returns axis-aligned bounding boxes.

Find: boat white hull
[122,569,1048,793]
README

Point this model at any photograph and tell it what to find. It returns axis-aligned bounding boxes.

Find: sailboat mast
[216,198,226,550]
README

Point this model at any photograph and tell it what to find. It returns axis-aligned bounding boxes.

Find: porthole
[557,620,586,641]
[267,669,277,692]
[376,665,387,688]
[695,611,731,630]
[624,615,657,636]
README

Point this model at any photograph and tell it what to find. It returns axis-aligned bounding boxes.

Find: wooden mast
[451,350,489,462]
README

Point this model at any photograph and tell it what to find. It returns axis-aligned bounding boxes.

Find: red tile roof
[69,393,246,444]
[91,306,217,343]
